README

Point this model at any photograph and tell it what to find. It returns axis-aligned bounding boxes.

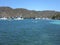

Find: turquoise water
[0,19,60,45]
[50,20,60,25]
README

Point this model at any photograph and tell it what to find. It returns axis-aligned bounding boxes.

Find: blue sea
[0,19,60,45]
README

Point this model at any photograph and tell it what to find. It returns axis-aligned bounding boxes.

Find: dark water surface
[0,19,60,45]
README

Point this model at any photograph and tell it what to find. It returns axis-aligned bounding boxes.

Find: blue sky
[0,0,60,11]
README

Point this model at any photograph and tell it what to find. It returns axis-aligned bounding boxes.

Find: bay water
[0,19,60,45]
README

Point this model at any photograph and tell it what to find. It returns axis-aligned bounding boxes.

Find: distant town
[0,17,52,20]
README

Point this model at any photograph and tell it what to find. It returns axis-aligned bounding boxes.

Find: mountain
[0,7,60,19]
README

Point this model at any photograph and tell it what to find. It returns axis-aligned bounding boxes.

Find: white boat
[45,18,50,20]
[0,17,7,20]
[14,17,24,20]
[42,18,45,20]
[35,18,41,20]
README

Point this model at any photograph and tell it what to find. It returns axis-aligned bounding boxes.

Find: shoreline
[0,17,54,20]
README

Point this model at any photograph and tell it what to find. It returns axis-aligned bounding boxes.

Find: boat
[14,17,24,20]
[0,17,7,20]
[35,18,41,20]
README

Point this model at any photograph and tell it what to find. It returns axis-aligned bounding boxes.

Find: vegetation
[52,13,60,20]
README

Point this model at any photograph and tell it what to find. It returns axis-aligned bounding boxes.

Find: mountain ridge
[0,7,60,19]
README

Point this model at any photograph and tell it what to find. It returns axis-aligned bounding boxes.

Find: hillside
[0,7,60,19]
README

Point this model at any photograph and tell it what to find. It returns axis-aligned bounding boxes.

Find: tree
[52,13,60,20]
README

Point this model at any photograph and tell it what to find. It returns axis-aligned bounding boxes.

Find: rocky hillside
[0,7,60,19]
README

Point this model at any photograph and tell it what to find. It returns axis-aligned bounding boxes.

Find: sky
[0,0,60,11]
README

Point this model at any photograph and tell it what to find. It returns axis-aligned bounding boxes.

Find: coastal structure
[35,17,51,20]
